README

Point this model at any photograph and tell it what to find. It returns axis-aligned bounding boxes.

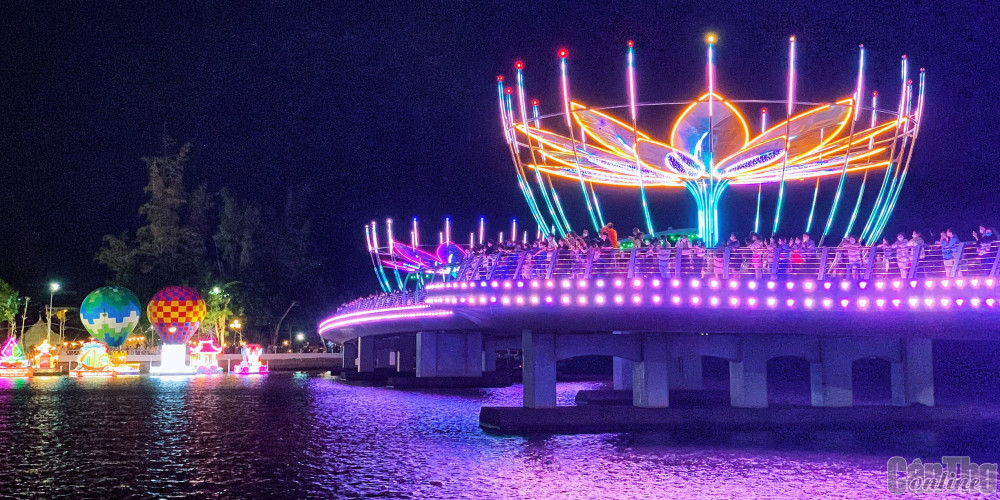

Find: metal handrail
[336,242,1000,315]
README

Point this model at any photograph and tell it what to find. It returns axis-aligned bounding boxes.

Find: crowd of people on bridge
[466,222,998,280]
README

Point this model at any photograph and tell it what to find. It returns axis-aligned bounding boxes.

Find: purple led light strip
[319,307,454,333]
[423,277,998,312]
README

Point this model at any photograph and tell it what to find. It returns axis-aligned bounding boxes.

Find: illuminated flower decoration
[517,94,900,188]
[496,40,925,247]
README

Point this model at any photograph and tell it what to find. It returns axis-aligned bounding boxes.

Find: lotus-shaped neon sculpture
[498,39,924,246]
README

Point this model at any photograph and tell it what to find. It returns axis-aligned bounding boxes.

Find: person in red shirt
[600,223,618,248]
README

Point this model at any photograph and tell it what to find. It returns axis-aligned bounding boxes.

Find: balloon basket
[150,344,196,376]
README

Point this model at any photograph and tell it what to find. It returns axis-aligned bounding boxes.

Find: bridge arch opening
[852,356,893,406]
[766,356,811,406]
[701,355,730,390]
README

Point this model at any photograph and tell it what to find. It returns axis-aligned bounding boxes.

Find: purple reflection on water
[0,375,993,498]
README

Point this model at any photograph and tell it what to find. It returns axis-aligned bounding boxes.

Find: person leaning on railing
[891,233,911,278]
[973,225,998,274]
[940,228,962,276]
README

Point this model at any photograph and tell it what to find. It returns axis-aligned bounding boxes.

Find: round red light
[505,87,513,95]
[531,99,539,106]
[627,40,634,47]
[558,49,568,58]
[496,75,504,82]
[761,107,767,113]
[515,60,524,70]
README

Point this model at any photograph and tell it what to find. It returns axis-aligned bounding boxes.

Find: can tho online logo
[888,456,998,494]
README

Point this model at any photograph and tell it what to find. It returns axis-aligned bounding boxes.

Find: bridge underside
[336,328,935,410]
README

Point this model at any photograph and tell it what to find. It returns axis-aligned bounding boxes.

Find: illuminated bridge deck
[320,244,1000,343]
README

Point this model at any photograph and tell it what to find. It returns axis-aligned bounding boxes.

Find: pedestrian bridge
[319,244,999,410]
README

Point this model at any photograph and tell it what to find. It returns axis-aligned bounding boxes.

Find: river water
[0,374,994,498]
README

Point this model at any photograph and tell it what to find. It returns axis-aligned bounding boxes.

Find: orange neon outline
[786,97,855,162]
[569,102,650,157]
[528,164,684,188]
[745,97,852,148]
[792,120,898,163]
[668,92,750,154]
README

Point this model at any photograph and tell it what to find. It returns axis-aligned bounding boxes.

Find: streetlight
[229,319,243,347]
[294,332,305,353]
[47,282,59,344]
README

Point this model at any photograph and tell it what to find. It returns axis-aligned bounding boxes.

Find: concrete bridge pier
[522,330,557,408]
[396,334,416,373]
[482,336,497,373]
[896,338,934,407]
[729,357,768,408]
[632,334,670,408]
[342,341,358,372]
[415,331,483,378]
[612,331,633,390]
[357,336,376,372]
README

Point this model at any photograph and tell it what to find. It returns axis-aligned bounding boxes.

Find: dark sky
[1,0,998,306]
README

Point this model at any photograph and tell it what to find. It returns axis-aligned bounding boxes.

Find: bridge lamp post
[47,282,60,344]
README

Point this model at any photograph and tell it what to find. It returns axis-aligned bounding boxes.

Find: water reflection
[0,375,993,498]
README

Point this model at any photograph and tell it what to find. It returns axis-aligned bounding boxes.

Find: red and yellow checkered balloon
[147,286,207,344]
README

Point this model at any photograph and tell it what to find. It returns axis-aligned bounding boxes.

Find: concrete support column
[397,334,415,373]
[522,330,556,408]
[416,331,484,378]
[612,331,633,390]
[633,334,670,407]
[357,336,376,373]
[342,342,358,372]
[895,338,934,407]
[670,355,703,390]
[375,347,392,369]
[416,332,438,377]
[810,360,853,407]
[729,357,768,408]
[613,358,634,390]
[482,337,497,372]
[810,338,855,407]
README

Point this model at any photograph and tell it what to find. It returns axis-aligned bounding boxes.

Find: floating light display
[189,339,223,375]
[70,341,115,378]
[148,286,206,375]
[236,344,268,375]
[80,286,142,376]
[0,337,33,377]
[32,339,58,374]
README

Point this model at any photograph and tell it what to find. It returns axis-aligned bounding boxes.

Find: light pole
[47,282,59,344]
[229,319,242,350]
[295,332,305,353]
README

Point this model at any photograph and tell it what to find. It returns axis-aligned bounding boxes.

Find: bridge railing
[432,242,1000,283]
[334,243,999,315]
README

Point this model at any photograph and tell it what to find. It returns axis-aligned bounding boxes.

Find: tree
[96,136,327,347]
[96,137,214,298]
[203,282,240,346]
[0,280,19,338]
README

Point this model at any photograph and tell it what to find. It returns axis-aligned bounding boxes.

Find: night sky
[2,1,998,307]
